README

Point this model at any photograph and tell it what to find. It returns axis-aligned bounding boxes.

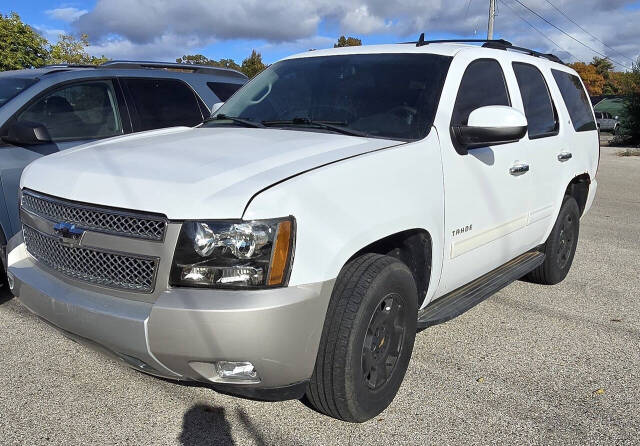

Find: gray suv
[0,61,247,281]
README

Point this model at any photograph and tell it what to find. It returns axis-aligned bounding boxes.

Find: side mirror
[452,106,527,154]
[2,121,52,146]
[211,102,224,115]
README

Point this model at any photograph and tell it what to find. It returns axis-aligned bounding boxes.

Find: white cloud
[46,7,88,23]
[68,0,639,68]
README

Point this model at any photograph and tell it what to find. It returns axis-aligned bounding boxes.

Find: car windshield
[0,77,38,108]
[205,53,452,141]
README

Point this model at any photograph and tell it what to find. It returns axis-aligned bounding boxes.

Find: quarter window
[17,80,123,141]
[207,82,243,102]
[551,70,597,132]
[513,62,558,139]
[452,59,510,126]
[123,78,203,131]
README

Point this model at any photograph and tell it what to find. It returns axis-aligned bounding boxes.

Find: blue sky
[4,0,639,69]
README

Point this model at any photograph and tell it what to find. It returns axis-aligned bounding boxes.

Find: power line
[510,0,631,70]
[499,0,579,62]
[542,0,635,63]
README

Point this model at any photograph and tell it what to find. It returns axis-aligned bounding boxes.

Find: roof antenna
[416,33,425,47]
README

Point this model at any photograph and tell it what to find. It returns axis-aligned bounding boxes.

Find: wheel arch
[565,173,590,216]
[346,229,432,307]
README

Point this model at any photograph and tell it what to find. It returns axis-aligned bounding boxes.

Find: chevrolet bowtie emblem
[53,222,85,247]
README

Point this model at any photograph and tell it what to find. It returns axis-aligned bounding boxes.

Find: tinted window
[594,112,602,119]
[124,78,203,131]
[0,77,38,107]
[18,80,123,140]
[452,59,510,126]
[210,54,452,141]
[207,82,243,102]
[551,70,596,132]
[513,62,557,139]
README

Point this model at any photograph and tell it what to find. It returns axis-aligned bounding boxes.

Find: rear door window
[122,78,204,131]
[207,82,243,102]
[551,70,596,132]
[512,62,558,139]
[452,59,510,126]
[17,80,123,141]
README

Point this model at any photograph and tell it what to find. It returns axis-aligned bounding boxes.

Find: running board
[417,251,545,329]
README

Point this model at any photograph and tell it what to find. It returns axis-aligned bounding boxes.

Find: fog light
[6,272,15,291]
[215,361,259,382]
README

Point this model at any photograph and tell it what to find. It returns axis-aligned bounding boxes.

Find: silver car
[595,111,620,133]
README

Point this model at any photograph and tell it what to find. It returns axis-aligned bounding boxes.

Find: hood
[21,126,402,219]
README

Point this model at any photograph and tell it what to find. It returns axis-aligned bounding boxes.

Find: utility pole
[488,0,496,40]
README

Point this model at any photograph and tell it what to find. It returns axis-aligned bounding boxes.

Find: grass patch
[617,148,640,157]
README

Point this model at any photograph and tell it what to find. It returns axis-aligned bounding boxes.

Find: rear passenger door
[509,62,565,247]
[121,78,205,131]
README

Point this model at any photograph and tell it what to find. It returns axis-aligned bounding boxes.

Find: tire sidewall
[544,196,580,284]
[343,261,417,421]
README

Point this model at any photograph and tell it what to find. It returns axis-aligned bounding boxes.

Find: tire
[526,196,580,285]
[306,253,418,422]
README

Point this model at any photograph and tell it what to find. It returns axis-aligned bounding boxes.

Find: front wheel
[526,196,580,285]
[306,254,418,422]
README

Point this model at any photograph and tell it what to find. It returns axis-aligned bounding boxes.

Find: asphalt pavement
[1,146,638,445]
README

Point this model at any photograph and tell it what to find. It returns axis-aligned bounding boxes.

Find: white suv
[7,37,599,422]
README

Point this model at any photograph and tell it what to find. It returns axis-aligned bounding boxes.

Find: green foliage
[0,12,48,70]
[47,33,109,66]
[240,50,267,78]
[176,54,241,71]
[621,59,640,145]
[334,36,362,48]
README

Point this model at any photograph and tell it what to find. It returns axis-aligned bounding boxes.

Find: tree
[591,57,614,78]
[568,62,605,96]
[47,33,109,65]
[334,36,362,48]
[622,58,640,144]
[0,12,48,71]
[241,50,266,78]
[176,54,241,71]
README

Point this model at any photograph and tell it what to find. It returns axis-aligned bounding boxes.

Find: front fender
[243,133,445,304]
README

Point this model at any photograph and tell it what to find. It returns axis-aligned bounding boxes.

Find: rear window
[207,82,243,102]
[551,70,596,132]
[123,78,203,131]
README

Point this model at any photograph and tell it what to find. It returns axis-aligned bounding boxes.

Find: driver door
[435,57,532,295]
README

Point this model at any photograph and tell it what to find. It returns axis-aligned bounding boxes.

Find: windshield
[0,77,38,108]
[207,53,452,141]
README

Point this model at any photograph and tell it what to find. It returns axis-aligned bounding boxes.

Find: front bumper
[7,234,334,400]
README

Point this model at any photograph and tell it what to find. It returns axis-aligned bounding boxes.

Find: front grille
[21,190,167,241]
[23,225,158,293]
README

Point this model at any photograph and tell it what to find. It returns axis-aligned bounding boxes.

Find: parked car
[7,38,598,422]
[595,111,619,133]
[0,61,247,282]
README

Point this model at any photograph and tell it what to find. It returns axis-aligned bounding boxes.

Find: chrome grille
[21,190,166,241]
[23,225,158,293]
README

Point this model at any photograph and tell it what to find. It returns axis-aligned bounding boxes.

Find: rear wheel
[306,254,418,422]
[526,196,580,285]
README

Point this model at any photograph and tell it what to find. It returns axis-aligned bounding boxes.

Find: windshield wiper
[204,114,265,128]
[261,117,371,137]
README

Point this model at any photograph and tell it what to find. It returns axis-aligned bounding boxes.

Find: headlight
[169,217,295,289]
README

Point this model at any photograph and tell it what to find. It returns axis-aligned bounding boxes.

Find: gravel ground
[1,146,639,445]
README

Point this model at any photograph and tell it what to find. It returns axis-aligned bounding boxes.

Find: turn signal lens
[268,220,292,286]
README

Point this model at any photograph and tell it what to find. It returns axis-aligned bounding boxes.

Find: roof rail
[481,40,564,64]
[410,33,564,64]
[99,61,248,79]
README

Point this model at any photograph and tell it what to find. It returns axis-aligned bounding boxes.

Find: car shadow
[0,286,13,305]
[179,404,234,446]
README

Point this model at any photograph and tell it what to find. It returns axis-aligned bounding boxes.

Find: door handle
[557,152,572,162]
[509,163,530,176]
